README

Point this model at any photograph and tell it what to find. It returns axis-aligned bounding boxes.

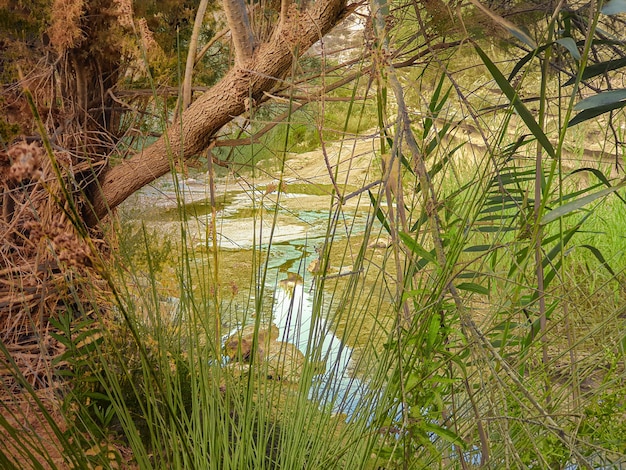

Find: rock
[224,323,279,361]
[368,237,392,249]
[224,321,306,383]
[307,257,321,274]
[263,341,305,382]
[278,272,303,290]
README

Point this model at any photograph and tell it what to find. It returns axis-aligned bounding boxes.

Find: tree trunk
[87,0,349,225]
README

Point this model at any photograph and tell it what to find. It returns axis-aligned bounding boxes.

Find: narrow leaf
[602,0,626,15]
[556,37,581,60]
[423,423,466,448]
[542,222,583,269]
[509,45,549,80]
[463,244,493,252]
[541,181,626,224]
[368,191,391,233]
[475,45,555,158]
[426,315,440,352]
[456,282,489,295]
[579,244,617,276]
[399,231,438,264]
[565,57,626,86]
[569,101,626,126]
[574,89,626,110]
[569,167,626,203]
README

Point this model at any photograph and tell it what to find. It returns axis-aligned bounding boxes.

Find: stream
[124,172,379,419]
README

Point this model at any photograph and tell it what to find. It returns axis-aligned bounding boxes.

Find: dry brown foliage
[0,140,127,467]
[48,0,86,53]
[0,142,106,384]
[0,140,108,389]
[1,387,136,469]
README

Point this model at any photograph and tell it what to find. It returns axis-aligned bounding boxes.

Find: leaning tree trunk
[87,0,350,225]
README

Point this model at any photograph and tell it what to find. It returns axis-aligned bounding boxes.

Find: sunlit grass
[3,3,626,468]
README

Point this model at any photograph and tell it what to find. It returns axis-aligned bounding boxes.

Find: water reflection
[273,273,367,419]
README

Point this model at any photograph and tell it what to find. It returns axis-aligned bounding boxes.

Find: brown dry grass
[0,141,104,384]
[0,140,136,468]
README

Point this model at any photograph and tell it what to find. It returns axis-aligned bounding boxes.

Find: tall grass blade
[541,181,626,224]
[474,45,556,158]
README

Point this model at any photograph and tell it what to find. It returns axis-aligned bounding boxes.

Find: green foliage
[3,0,626,468]
[580,382,626,453]
[0,0,48,39]
[118,222,174,274]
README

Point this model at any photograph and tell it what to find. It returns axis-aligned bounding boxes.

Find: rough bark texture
[89,0,349,225]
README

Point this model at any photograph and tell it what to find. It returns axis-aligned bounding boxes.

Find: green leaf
[424,74,449,137]
[541,181,626,224]
[456,282,489,295]
[49,331,71,347]
[475,45,555,158]
[602,0,626,15]
[85,391,113,402]
[399,232,438,264]
[565,57,626,86]
[579,244,617,276]
[425,123,451,156]
[475,225,517,233]
[426,315,440,352]
[569,101,626,126]
[368,191,391,233]
[574,89,626,110]
[568,168,626,204]
[463,244,493,252]
[423,422,466,448]
[541,222,584,270]
[509,45,548,80]
[556,37,581,60]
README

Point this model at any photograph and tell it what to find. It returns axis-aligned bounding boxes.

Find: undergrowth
[2,1,626,469]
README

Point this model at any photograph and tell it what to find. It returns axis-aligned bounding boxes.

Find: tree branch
[182,0,210,112]
[194,27,229,66]
[280,0,291,25]
[87,0,350,225]
[223,0,256,66]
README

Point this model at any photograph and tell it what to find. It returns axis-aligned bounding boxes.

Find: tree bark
[223,0,256,66]
[182,0,211,112]
[88,0,349,225]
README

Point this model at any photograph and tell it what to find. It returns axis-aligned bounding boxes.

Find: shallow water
[272,282,367,417]
[123,173,382,417]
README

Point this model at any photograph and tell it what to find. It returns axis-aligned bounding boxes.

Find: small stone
[307,258,321,274]
[278,272,303,290]
[263,341,305,382]
[223,323,279,361]
[368,237,392,249]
